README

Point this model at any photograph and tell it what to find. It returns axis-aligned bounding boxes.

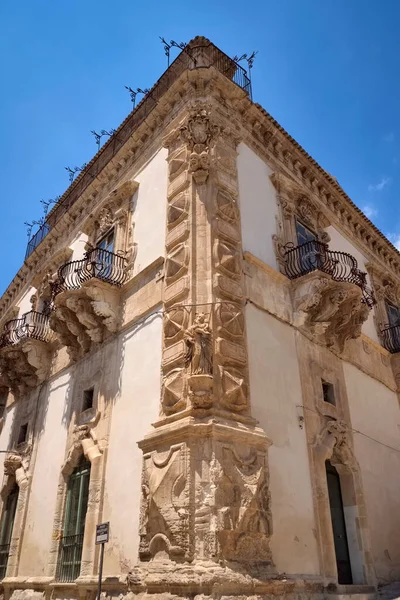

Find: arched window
[56,457,91,582]
[0,484,19,579]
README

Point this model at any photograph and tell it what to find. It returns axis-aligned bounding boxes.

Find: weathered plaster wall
[103,312,162,573]
[19,373,70,575]
[245,303,320,575]
[69,232,88,261]
[344,362,400,583]
[131,148,168,276]
[327,225,378,344]
[0,403,16,476]
[237,143,278,270]
[16,287,35,316]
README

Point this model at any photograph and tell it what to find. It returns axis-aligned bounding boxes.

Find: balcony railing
[56,533,84,582]
[0,543,10,580]
[0,311,51,348]
[284,240,376,308]
[53,247,127,296]
[381,324,400,354]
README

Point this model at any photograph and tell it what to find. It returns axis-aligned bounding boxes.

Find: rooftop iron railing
[284,240,376,308]
[56,533,84,582]
[52,247,126,296]
[0,543,10,580]
[0,311,51,348]
[25,41,251,259]
[380,323,400,354]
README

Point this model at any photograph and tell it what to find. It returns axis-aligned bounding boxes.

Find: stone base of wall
[0,573,377,600]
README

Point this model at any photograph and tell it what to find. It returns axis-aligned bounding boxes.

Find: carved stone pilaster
[0,339,51,397]
[135,103,274,591]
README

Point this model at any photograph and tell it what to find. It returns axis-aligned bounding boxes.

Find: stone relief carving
[314,419,357,470]
[270,172,332,270]
[97,207,114,237]
[184,313,213,409]
[216,445,272,562]
[184,313,212,376]
[62,424,101,476]
[179,107,220,184]
[2,445,32,495]
[161,369,186,415]
[292,273,370,352]
[50,281,121,359]
[139,444,190,561]
[0,341,50,398]
[138,434,273,567]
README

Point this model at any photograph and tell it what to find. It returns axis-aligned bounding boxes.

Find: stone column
[132,103,274,591]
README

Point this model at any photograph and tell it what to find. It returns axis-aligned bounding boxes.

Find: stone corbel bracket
[291,271,369,352]
[0,340,51,398]
[314,419,358,471]
[51,279,122,358]
[62,424,102,476]
[1,445,32,499]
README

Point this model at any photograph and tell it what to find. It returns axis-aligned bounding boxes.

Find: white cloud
[387,233,400,251]
[362,204,378,219]
[368,177,391,192]
[384,132,395,143]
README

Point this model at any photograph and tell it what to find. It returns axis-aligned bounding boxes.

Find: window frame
[56,457,91,582]
[0,484,19,579]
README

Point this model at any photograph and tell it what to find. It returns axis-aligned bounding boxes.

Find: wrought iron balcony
[56,533,84,582]
[284,240,375,308]
[53,248,127,296]
[381,324,400,354]
[0,311,51,348]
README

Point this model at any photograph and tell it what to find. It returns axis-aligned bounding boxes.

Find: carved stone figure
[184,313,212,375]
[62,424,101,475]
[315,419,357,470]
[189,151,210,184]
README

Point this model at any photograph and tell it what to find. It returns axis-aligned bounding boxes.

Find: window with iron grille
[82,388,94,412]
[0,389,7,420]
[56,457,91,582]
[0,484,19,579]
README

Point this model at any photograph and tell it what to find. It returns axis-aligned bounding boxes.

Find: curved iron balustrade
[284,240,376,308]
[53,247,127,295]
[381,324,400,354]
[0,311,51,348]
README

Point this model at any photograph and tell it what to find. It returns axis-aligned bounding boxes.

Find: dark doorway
[326,461,353,584]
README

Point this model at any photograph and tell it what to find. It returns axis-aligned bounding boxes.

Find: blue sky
[0,0,399,295]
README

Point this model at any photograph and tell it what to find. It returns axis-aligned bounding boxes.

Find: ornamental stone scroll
[270,171,331,272]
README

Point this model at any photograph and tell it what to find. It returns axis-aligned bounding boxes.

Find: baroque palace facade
[0,36,399,600]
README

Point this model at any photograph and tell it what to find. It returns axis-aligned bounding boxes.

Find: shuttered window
[56,457,91,582]
[0,484,19,579]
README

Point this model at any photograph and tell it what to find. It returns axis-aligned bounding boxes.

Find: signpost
[96,522,109,600]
